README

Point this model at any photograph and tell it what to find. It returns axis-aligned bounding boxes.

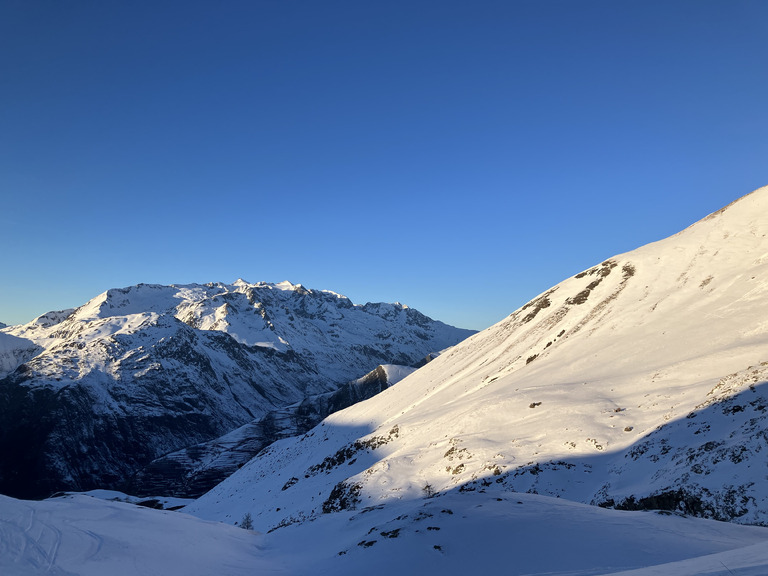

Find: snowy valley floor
[2,489,768,576]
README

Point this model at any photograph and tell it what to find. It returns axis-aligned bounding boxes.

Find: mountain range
[0,281,473,498]
[2,186,768,575]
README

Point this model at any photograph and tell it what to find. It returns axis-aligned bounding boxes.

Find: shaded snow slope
[0,281,472,498]
[0,494,277,576]
[262,490,768,576]
[0,332,40,380]
[3,490,768,576]
[190,185,768,529]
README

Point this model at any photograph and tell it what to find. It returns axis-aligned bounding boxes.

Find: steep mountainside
[189,185,768,533]
[0,281,473,498]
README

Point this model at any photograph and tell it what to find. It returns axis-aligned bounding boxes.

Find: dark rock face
[0,382,59,499]
[0,282,472,499]
[127,364,411,497]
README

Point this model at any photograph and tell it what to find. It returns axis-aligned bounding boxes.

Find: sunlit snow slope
[190,185,768,530]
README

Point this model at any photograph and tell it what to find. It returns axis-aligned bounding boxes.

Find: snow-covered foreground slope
[0,281,472,498]
[0,494,274,576]
[189,186,768,530]
[3,491,768,576]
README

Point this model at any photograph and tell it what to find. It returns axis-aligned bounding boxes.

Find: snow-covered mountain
[0,281,473,499]
[188,185,768,537]
[4,187,768,576]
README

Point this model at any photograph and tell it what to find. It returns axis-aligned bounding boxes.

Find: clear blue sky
[1,1,766,330]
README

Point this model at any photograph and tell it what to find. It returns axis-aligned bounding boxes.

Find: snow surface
[75,489,193,510]
[378,363,418,384]
[2,491,768,575]
[0,494,275,576]
[184,186,768,571]
[0,332,40,378]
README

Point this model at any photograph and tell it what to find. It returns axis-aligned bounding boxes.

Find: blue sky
[1,1,766,330]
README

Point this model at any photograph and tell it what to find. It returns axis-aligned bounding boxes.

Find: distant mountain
[0,281,473,498]
[189,185,768,533]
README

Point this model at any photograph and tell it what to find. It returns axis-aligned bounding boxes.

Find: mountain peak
[274,280,303,291]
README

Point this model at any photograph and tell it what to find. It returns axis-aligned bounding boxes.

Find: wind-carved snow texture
[0,281,473,498]
[190,185,768,537]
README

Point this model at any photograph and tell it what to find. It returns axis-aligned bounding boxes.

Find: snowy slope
[0,281,472,498]
[3,490,768,576]
[0,494,276,576]
[0,332,40,379]
[189,185,768,531]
